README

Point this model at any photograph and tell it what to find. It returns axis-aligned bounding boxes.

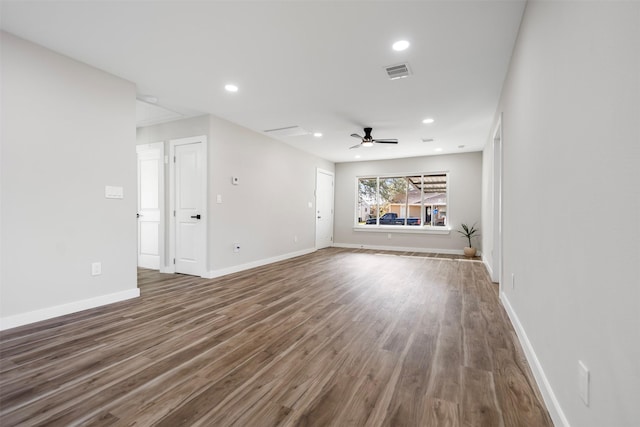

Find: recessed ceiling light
[422,118,435,124]
[313,132,323,137]
[458,145,465,149]
[434,148,443,152]
[392,40,410,51]
[225,84,239,92]
[355,155,361,159]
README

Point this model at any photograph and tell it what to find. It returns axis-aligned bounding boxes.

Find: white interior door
[315,169,334,249]
[136,142,163,270]
[171,137,207,276]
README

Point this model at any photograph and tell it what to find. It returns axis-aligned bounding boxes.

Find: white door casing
[315,169,334,249]
[492,114,503,285]
[136,142,164,270]
[169,136,207,277]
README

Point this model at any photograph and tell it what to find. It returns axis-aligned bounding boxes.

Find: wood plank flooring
[0,248,552,426]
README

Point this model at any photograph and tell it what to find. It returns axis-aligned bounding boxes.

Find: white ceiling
[0,0,526,163]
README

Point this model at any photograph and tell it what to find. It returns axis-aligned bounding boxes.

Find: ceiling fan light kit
[349,127,398,149]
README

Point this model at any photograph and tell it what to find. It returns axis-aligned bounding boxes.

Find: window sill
[353,225,451,235]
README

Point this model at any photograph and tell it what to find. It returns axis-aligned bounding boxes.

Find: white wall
[136,114,334,276]
[483,2,640,426]
[334,152,482,253]
[207,115,334,273]
[0,32,138,329]
[136,115,209,144]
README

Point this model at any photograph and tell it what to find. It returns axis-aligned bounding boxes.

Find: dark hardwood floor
[0,248,552,426]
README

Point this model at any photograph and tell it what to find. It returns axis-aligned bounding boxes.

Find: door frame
[492,113,503,286]
[315,168,335,249]
[136,142,165,271]
[168,135,208,277]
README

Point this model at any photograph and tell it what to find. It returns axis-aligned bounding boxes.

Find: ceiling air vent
[263,125,310,137]
[385,63,411,80]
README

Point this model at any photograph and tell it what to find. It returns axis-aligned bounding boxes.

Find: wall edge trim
[500,292,571,427]
[482,255,494,280]
[333,242,481,257]
[0,288,140,331]
[205,248,317,279]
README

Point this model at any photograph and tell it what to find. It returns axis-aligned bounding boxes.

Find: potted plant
[457,223,479,257]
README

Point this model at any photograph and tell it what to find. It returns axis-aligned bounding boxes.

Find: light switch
[216,194,223,204]
[91,262,102,276]
[105,186,123,199]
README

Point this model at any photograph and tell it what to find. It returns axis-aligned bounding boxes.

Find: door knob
[190,214,201,219]
[137,213,142,218]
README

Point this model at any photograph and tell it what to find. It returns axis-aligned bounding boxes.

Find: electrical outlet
[233,243,240,253]
[578,360,590,406]
[294,235,298,243]
[91,262,102,276]
[387,233,392,240]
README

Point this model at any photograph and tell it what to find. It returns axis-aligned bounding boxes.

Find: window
[357,173,448,228]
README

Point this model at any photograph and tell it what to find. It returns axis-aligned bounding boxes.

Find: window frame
[353,171,451,235]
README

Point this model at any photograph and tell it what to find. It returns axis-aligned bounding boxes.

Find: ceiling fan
[349,127,398,149]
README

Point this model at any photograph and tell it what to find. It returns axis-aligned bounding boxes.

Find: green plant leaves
[457,222,479,247]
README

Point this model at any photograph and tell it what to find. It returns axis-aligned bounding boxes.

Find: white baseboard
[205,248,317,279]
[500,292,570,427]
[482,255,494,279]
[0,288,140,331]
[332,242,481,257]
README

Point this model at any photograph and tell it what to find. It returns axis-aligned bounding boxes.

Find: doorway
[315,169,334,249]
[136,142,164,270]
[169,136,208,277]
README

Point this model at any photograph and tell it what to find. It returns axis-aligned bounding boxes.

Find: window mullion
[376,177,380,226]
[404,176,409,226]
[421,175,425,226]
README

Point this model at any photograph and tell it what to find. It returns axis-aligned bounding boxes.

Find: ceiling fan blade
[351,133,363,139]
[349,144,362,149]
[373,139,398,144]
